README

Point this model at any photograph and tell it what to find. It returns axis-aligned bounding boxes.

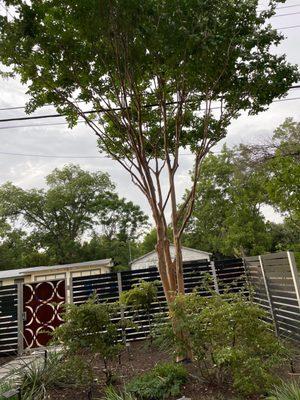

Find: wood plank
[261,251,288,260]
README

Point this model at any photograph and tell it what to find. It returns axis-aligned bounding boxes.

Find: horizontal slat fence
[1,252,299,357]
[0,285,18,355]
[72,259,244,341]
[245,251,300,343]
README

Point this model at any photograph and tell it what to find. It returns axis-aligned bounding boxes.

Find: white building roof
[0,258,113,280]
[130,245,212,265]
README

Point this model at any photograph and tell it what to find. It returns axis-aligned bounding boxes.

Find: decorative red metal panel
[23,280,65,349]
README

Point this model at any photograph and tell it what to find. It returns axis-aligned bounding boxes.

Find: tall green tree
[183,146,271,257]
[0,0,298,305]
[242,118,300,229]
[0,165,148,265]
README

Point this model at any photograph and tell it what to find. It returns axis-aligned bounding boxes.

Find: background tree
[241,118,300,229]
[183,119,300,264]
[0,165,148,267]
[0,0,298,305]
[183,146,271,257]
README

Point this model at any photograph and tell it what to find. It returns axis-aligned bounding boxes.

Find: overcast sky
[0,0,299,226]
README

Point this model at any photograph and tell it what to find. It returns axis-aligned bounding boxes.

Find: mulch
[46,340,300,400]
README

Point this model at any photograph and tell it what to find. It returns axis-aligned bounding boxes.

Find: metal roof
[130,245,212,265]
[0,258,113,280]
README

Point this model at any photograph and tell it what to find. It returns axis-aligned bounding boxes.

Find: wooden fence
[245,251,300,343]
[0,252,299,356]
[0,285,18,356]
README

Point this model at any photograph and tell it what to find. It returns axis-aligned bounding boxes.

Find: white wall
[131,247,210,270]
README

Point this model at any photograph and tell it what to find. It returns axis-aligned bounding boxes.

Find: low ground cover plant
[156,289,286,396]
[266,380,300,400]
[126,362,187,399]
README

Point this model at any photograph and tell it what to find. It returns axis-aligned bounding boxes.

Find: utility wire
[1,86,300,124]
[0,150,107,159]
[273,11,300,17]
[277,24,300,29]
[0,150,219,159]
[0,95,300,130]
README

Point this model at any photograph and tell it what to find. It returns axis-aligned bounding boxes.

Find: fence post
[17,282,24,355]
[210,260,219,294]
[65,271,73,304]
[117,272,126,344]
[287,251,300,310]
[259,255,279,337]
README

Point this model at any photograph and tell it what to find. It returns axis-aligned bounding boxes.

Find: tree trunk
[155,224,191,361]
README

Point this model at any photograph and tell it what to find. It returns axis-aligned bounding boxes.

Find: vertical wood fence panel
[245,251,300,342]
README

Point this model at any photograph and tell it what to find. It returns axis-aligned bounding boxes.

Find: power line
[273,11,300,17]
[275,4,300,10]
[1,86,300,124]
[0,150,107,159]
[0,150,220,159]
[277,24,300,30]
[0,95,300,131]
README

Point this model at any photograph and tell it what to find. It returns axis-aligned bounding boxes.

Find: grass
[266,380,300,400]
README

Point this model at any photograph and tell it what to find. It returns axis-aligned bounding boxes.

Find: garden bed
[46,340,300,400]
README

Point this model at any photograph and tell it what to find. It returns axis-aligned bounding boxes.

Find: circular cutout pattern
[35,282,54,303]
[23,284,34,304]
[56,280,65,299]
[36,326,54,347]
[35,303,55,324]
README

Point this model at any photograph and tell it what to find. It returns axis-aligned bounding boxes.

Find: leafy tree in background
[183,119,300,262]
[0,165,148,267]
[241,118,300,263]
[183,146,271,257]
[242,118,300,229]
[0,1,298,318]
[0,228,51,270]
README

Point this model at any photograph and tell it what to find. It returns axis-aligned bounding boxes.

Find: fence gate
[23,279,65,349]
[245,251,300,342]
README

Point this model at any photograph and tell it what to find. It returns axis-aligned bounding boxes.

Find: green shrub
[126,362,187,399]
[53,295,123,384]
[18,352,63,400]
[15,351,94,400]
[104,386,137,400]
[267,380,300,400]
[120,280,158,313]
[156,290,286,396]
[120,280,159,342]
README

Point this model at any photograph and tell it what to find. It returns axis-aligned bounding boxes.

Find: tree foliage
[0,0,298,302]
[0,165,148,267]
[157,290,286,396]
[183,119,300,260]
[182,146,271,256]
[243,118,300,229]
[53,295,123,384]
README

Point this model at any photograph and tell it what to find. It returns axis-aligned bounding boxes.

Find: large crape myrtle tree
[0,0,298,307]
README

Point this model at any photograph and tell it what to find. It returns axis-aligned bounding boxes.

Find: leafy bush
[18,352,64,400]
[121,280,159,342]
[104,386,137,400]
[53,295,123,384]
[126,362,187,399]
[120,280,158,313]
[12,351,93,400]
[156,290,286,396]
[267,380,300,400]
